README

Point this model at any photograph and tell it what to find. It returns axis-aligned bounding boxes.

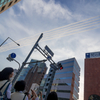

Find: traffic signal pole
[12,33,43,87]
[34,42,63,100]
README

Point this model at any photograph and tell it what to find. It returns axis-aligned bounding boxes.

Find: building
[0,0,20,14]
[17,59,41,81]
[24,60,47,92]
[84,51,100,100]
[39,74,48,93]
[43,58,80,100]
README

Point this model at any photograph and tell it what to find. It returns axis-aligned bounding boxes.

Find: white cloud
[19,0,72,20]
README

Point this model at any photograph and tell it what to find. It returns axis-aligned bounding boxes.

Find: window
[49,74,51,76]
[59,97,70,100]
[45,89,47,92]
[48,78,50,81]
[51,70,53,72]
[55,71,73,75]
[46,83,49,86]
[8,1,13,7]
[54,77,72,80]
[57,90,70,93]
[1,6,5,11]
[58,83,71,86]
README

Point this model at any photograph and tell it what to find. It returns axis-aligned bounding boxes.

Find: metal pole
[0,37,9,47]
[12,33,43,87]
[13,59,20,70]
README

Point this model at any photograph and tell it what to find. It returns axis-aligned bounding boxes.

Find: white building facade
[51,58,80,100]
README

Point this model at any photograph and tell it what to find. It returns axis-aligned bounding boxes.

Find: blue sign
[10,53,16,58]
[86,52,100,59]
[47,55,51,60]
[86,53,90,58]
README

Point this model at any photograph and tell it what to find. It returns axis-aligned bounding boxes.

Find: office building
[43,58,80,100]
[24,61,47,92]
[39,74,48,92]
[84,51,100,100]
[17,59,41,81]
[51,58,80,100]
[0,0,20,14]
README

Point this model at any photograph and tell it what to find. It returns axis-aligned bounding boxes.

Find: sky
[0,0,100,100]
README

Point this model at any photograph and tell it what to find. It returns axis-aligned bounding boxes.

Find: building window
[48,78,50,81]
[57,90,70,93]
[58,98,70,100]
[1,6,6,11]
[45,89,47,92]
[46,83,49,86]
[49,74,51,76]
[14,0,17,3]
[8,1,13,7]
[51,70,53,72]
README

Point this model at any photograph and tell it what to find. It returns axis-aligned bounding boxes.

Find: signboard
[45,45,54,57]
[47,55,51,60]
[86,52,100,58]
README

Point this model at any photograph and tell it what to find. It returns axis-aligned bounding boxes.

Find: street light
[0,37,20,47]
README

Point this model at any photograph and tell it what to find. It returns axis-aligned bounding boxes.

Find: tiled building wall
[84,58,100,100]
[25,66,47,92]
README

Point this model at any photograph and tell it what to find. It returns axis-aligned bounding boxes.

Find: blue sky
[0,0,100,100]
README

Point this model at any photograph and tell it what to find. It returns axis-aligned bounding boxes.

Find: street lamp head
[0,37,20,47]
[17,44,20,46]
[43,59,47,62]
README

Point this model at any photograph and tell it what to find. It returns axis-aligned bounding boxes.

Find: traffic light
[60,66,63,70]
[58,63,63,70]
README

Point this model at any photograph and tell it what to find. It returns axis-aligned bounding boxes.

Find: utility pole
[12,33,43,87]
[34,44,63,100]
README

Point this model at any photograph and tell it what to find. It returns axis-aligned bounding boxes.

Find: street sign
[10,53,16,58]
[45,45,54,57]
[47,55,51,60]
[86,51,100,59]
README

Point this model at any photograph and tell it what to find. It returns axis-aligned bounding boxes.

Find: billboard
[86,51,100,58]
